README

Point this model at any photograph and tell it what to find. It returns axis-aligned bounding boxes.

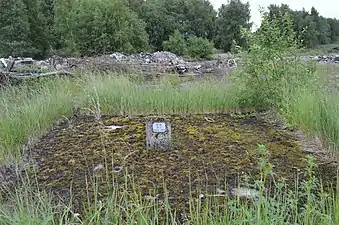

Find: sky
[210,0,339,30]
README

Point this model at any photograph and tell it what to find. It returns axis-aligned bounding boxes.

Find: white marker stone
[146,120,171,150]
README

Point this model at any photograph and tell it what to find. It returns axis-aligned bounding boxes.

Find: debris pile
[0,56,73,86]
[0,51,240,86]
[312,54,339,63]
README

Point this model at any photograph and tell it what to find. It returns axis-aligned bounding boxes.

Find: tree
[309,6,331,45]
[54,0,149,55]
[215,0,252,52]
[127,0,144,13]
[53,0,77,52]
[317,16,331,44]
[136,0,217,51]
[22,0,51,58]
[327,18,339,42]
[300,15,318,48]
[264,4,335,48]
[136,0,177,51]
[0,0,34,57]
[177,0,217,40]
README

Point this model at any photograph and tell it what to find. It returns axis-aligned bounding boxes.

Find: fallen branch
[0,69,74,86]
[6,70,74,79]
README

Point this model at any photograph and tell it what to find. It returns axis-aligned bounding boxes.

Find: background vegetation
[1,1,339,225]
[1,0,339,59]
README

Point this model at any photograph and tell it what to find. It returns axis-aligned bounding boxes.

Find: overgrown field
[0,64,338,224]
[1,14,339,225]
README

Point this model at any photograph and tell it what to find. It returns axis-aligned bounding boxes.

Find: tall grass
[1,68,339,224]
[0,73,240,160]
[0,78,75,161]
[0,143,338,224]
[1,11,339,225]
[278,67,339,155]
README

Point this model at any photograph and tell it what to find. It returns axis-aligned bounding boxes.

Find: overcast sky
[210,0,339,30]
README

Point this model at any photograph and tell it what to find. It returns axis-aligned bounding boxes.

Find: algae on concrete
[27,112,336,214]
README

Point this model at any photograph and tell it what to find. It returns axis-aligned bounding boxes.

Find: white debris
[194,64,202,69]
[93,163,104,172]
[103,125,123,131]
[216,188,226,195]
[0,58,7,68]
[231,187,259,199]
[110,52,127,61]
[144,194,160,201]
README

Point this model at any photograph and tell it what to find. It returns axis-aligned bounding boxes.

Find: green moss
[27,112,336,216]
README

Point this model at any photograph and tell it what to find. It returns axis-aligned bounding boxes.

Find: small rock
[110,52,127,61]
[194,64,202,70]
[216,188,226,195]
[144,194,160,200]
[176,64,187,75]
[333,56,339,63]
[55,64,64,70]
[93,163,104,172]
[112,166,123,173]
[34,60,50,69]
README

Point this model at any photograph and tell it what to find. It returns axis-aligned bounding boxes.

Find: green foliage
[0,0,51,58]
[163,30,187,56]
[22,0,51,59]
[1,0,339,58]
[54,0,149,55]
[133,0,176,51]
[186,36,216,59]
[0,0,35,57]
[176,0,217,40]
[266,4,339,49]
[215,0,252,52]
[53,0,76,52]
[163,30,215,58]
[133,0,217,51]
[232,11,317,109]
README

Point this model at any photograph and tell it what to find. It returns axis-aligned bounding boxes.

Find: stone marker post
[146,120,171,150]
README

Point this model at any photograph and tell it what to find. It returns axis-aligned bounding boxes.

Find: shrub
[231,11,317,109]
[163,30,215,59]
[186,36,215,59]
[163,30,187,56]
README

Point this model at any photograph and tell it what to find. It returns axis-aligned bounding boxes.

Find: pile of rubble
[69,51,237,76]
[0,57,73,86]
[311,55,339,64]
[1,51,239,86]
[2,49,339,86]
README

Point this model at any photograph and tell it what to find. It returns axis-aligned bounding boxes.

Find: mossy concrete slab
[28,112,337,213]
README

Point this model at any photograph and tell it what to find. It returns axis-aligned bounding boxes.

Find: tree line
[0,0,338,59]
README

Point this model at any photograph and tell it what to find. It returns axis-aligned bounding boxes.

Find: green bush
[231,11,317,109]
[163,30,187,56]
[163,30,215,59]
[186,36,216,59]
